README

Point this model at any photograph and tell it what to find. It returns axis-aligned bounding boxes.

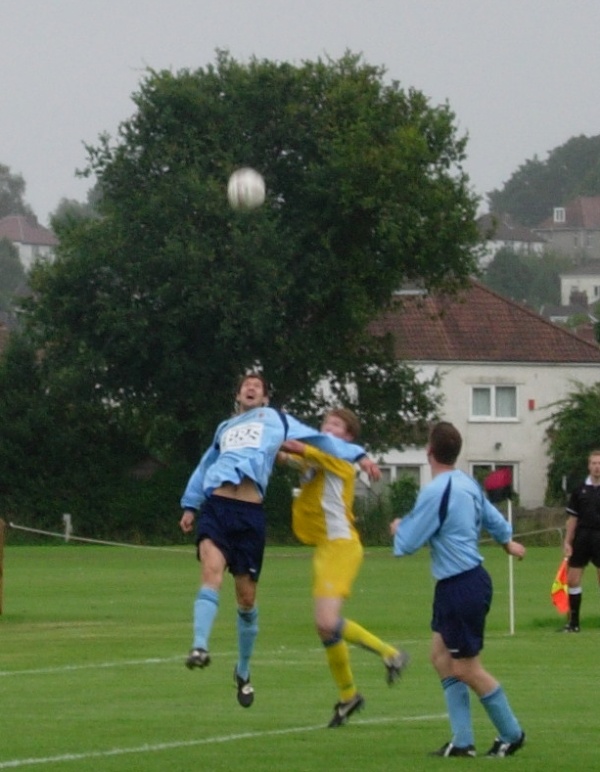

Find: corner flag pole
[507,499,515,635]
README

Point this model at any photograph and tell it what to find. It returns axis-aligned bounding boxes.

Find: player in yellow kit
[279,408,409,727]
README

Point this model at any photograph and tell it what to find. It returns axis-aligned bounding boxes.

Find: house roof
[369,280,600,364]
[541,303,591,319]
[0,215,58,246]
[477,213,546,244]
[536,196,600,230]
[560,263,600,277]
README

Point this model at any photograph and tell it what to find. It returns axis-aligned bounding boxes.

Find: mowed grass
[0,540,597,771]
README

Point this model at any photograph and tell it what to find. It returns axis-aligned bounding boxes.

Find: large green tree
[0,237,26,312]
[488,134,600,227]
[483,247,575,310]
[23,52,479,461]
[0,163,34,219]
[545,382,600,503]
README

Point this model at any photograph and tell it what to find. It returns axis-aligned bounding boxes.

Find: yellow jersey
[291,443,360,546]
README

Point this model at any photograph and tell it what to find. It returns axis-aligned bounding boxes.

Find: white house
[368,280,600,507]
[477,213,547,268]
[534,196,600,260]
[0,215,58,270]
[558,263,600,307]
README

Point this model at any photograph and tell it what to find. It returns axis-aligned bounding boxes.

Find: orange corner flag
[551,559,569,614]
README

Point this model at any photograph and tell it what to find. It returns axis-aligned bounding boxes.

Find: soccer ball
[227,167,266,211]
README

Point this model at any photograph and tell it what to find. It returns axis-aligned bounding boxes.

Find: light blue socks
[193,586,219,650]
[442,676,474,748]
[236,607,259,680]
[480,684,522,742]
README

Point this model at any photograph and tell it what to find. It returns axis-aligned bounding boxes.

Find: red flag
[551,559,569,614]
[484,467,512,503]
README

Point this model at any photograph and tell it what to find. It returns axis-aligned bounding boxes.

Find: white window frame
[471,462,518,495]
[470,385,518,421]
[392,465,421,484]
[553,207,566,224]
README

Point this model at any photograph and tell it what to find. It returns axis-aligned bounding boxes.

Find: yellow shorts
[312,539,364,599]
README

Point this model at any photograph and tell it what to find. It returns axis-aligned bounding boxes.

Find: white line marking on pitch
[0,641,426,678]
[0,656,182,677]
[0,713,447,769]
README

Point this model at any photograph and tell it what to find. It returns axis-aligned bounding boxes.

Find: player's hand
[359,457,381,481]
[505,540,526,560]
[563,541,573,558]
[390,517,402,535]
[179,510,195,534]
[281,439,306,455]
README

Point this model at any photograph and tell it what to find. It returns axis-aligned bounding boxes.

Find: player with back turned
[391,421,526,758]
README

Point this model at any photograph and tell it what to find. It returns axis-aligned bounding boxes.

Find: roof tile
[0,215,58,247]
[370,280,600,363]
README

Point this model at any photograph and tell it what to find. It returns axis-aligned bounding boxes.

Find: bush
[388,475,419,517]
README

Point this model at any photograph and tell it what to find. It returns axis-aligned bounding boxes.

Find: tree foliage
[487,134,600,227]
[21,52,479,464]
[0,237,26,312]
[50,185,102,230]
[545,382,600,503]
[0,163,34,219]
[482,247,575,310]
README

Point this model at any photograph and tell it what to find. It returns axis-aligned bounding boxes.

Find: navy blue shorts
[196,495,266,581]
[570,527,600,569]
[431,564,492,659]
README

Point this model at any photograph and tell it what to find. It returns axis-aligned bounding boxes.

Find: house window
[553,207,566,224]
[365,465,420,495]
[471,463,517,494]
[471,386,517,420]
[393,465,421,484]
[374,467,393,486]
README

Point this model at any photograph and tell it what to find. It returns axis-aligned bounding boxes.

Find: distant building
[0,215,58,270]
[534,196,600,259]
[477,212,547,267]
[368,280,600,507]
[558,262,600,306]
[541,301,593,325]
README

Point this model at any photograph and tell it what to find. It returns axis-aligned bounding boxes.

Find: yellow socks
[324,639,356,702]
[342,618,397,659]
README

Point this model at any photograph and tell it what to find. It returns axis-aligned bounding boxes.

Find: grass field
[0,539,597,771]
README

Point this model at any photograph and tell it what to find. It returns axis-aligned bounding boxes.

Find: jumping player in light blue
[180,372,380,708]
[391,421,526,758]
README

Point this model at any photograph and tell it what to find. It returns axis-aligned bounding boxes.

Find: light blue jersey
[181,407,367,510]
[393,469,512,580]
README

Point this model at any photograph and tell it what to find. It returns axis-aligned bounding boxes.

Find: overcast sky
[3,0,600,225]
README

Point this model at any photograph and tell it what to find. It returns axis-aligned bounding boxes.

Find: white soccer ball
[227,167,266,211]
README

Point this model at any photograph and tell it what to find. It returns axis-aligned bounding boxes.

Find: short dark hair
[428,421,462,465]
[236,372,270,398]
[326,408,361,440]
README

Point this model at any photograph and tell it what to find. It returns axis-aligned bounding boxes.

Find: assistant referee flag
[551,558,569,614]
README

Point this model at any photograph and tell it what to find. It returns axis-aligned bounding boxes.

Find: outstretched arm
[358,456,381,481]
[503,540,526,559]
[280,438,381,481]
